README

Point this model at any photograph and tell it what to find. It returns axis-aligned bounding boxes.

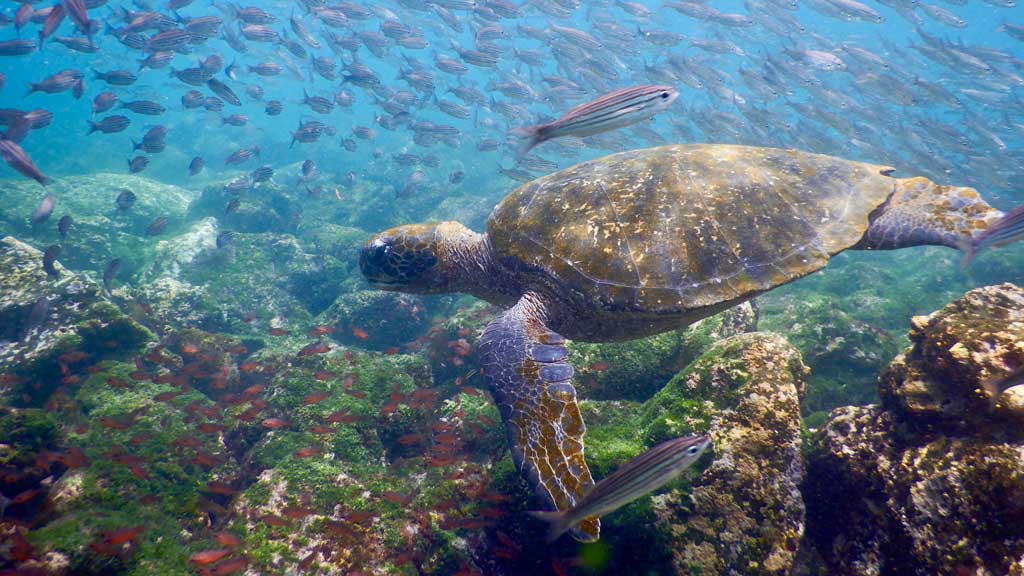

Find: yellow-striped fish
[528,434,711,543]
[512,84,678,158]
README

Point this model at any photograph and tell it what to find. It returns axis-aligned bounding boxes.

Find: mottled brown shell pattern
[488,144,897,311]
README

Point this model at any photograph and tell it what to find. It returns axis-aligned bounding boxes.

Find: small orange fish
[396,433,422,446]
[152,390,179,402]
[213,532,242,549]
[294,447,322,458]
[342,373,357,388]
[313,370,336,382]
[261,514,290,527]
[269,328,289,336]
[106,377,130,389]
[347,389,367,399]
[238,362,260,373]
[384,347,400,355]
[181,343,200,355]
[303,391,331,405]
[206,481,236,495]
[209,556,248,575]
[101,526,145,546]
[351,327,369,340]
[298,342,331,357]
[242,384,265,396]
[310,425,335,435]
[261,418,289,429]
[379,491,412,505]
[190,549,232,566]
[129,464,151,480]
[589,362,610,372]
[309,325,335,337]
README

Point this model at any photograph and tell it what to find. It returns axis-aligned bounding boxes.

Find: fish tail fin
[962,204,1024,269]
[511,125,543,160]
[87,121,97,135]
[526,510,571,544]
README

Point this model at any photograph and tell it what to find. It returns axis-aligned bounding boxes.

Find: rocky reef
[804,283,1024,576]
[2,169,1024,576]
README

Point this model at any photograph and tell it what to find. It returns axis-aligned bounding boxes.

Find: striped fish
[513,85,678,158]
[963,205,1024,268]
[528,434,711,543]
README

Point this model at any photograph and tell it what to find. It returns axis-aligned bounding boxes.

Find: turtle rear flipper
[856,177,1020,263]
[478,292,599,543]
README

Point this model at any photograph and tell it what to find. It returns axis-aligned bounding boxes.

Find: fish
[89,115,131,134]
[128,156,149,173]
[93,69,138,86]
[42,244,61,278]
[92,93,118,114]
[528,435,711,543]
[146,216,168,235]
[513,85,679,157]
[206,78,241,106]
[1,139,52,185]
[115,189,136,210]
[189,549,233,566]
[58,215,73,238]
[31,193,58,224]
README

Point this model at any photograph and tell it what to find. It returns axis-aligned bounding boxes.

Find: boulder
[804,284,1024,575]
[0,236,153,403]
[879,282,1024,430]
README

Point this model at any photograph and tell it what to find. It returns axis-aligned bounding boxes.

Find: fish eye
[688,446,699,454]
[660,91,671,99]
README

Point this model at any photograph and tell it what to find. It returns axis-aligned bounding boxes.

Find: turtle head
[360,221,475,294]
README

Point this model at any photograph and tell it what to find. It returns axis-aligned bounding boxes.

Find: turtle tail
[962,204,1024,269]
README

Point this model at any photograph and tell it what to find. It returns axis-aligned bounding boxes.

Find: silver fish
[513,84,678,158]
[528,435,711,543]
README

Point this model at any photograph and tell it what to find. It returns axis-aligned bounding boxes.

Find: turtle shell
[487,144,896,312]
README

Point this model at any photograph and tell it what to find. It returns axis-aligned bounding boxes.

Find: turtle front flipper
[478,292,599,542]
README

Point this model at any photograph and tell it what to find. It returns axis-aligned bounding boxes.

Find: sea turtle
[359,144,1024,542]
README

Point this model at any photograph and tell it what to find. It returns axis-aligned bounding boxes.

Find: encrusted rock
[318,290,430,351]
[805,284,1024,575]
[642,332,808,576]
[0,236,153,402]
[879,282,1024,430]
[805,405,1024,576]
[570,301,760,401]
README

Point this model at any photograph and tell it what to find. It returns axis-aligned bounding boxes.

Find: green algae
[0,408,59,466]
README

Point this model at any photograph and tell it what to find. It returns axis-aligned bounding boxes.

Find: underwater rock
[805,405,1024,576]
[570,301,760,401]
[804,283,1024,575]
[879,282,1024,430]
[318,289,430,351]
[0,236,153,404]
[0,173,195,273]
[641,332,807,576]
[759,288,903,414]
[137,217,219,282]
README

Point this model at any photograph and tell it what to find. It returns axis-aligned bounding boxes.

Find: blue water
[2,0,1021,209]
